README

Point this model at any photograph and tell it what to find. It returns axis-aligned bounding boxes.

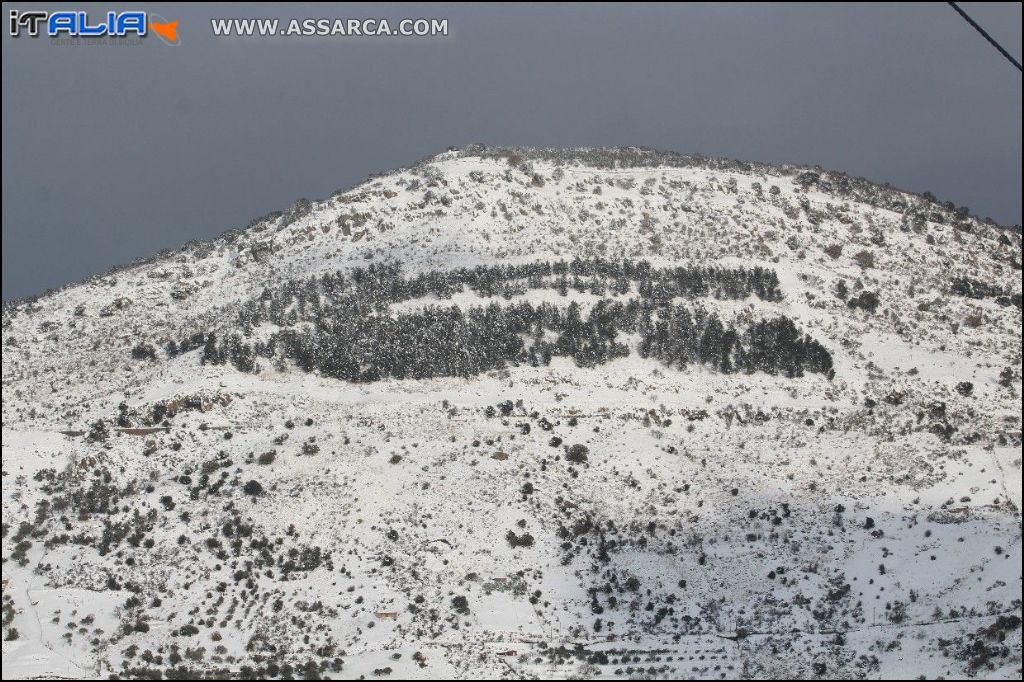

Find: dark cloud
[2,2,1020,299]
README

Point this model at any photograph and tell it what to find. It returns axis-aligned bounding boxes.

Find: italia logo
[8,9,180,45]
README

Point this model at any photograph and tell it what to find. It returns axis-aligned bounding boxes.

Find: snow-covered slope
[2,146,1021,679]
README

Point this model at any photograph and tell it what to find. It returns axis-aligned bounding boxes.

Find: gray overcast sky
[2,2,1021,300]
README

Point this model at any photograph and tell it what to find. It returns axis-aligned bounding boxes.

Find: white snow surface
[2,148,1021,679]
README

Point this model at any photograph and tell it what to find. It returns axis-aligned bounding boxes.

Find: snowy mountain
[2,146,1021,679]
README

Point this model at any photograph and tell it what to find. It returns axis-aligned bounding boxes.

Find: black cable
[947,2,1022,72]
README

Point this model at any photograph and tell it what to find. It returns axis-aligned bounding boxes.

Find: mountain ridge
[4,144,1017,309]
[2,147,1021,679]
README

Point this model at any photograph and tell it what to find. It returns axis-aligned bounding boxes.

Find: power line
[947,2,1022,72]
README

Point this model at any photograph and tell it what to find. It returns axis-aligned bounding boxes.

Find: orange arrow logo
[150,19,178,43]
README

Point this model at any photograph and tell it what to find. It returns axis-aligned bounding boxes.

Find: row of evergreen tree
[184,260,831,382]
[950,276,1021,309]
[232,258,782,332]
